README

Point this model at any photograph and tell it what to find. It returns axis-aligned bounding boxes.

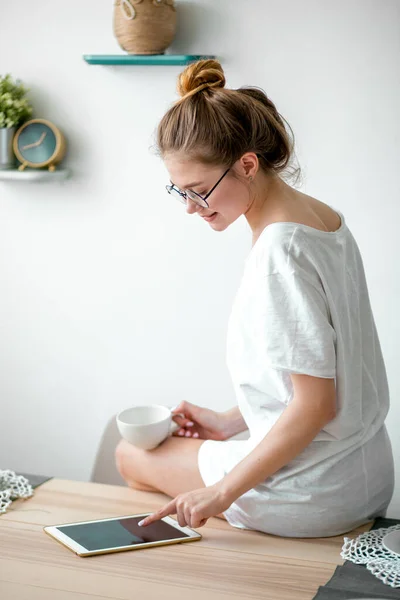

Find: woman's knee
[115,440,159,491]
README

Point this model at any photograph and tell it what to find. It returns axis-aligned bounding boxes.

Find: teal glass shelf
[83,54,216,66]
[0,168,70,182]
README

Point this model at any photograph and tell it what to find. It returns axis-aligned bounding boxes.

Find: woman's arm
[218,374,336,502]
[220,406,249,439]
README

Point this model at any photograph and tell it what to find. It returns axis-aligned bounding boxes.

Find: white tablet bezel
[44,513,202,556]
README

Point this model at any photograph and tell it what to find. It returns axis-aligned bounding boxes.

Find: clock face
[16,122,57,165]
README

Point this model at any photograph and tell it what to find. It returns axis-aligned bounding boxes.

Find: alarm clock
[13,118,66,171]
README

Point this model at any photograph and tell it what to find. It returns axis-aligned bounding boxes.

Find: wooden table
[0,478,372,599]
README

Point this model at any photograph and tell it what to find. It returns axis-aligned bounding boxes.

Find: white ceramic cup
[116,405,185,450]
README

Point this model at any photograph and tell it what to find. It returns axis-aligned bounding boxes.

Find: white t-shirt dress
[197,209,395,537]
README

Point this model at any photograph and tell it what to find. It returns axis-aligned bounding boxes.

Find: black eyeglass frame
[166,167,230,208]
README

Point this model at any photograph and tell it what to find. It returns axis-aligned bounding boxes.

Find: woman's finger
[184,506,192,528]
[173,422,198,437]
[172,415,194,427]
[178,505,186,528]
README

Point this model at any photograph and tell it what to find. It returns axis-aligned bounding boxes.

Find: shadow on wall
[91,416,126,486]
[168,1,223,55]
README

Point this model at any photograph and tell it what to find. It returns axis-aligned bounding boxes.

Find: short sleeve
[257,272,337,377]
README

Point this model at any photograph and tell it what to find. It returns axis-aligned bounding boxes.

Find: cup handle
[169,412,186,434]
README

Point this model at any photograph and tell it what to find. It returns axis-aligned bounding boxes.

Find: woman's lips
[202,212,218,222]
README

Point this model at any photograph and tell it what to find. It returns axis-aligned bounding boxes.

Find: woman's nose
[185,197,199,214]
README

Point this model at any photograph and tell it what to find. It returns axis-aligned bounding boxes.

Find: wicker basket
[113,0,177,55]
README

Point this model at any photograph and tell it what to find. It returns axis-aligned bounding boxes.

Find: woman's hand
[138,484,231,529]
[171,400,230,441]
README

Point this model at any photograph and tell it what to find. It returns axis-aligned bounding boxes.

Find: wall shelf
[0,168,70,182]
[83,54,216,66]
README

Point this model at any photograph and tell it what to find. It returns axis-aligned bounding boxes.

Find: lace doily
[341,524,400,588]
[0,470,34,514]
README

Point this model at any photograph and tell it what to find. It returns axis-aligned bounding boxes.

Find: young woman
[116,59,394,537]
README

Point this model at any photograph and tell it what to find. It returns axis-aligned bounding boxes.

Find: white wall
[1,1,399,516]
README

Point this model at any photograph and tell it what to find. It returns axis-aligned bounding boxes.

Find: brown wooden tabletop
[0,478,372,599]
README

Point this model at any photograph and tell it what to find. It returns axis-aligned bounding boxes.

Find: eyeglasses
[166,167,230,208]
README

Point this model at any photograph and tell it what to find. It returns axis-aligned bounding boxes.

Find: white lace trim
[341,524,400,588]
[0,470,34,514]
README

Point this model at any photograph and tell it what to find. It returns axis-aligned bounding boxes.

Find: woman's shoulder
[247,221,307,274]
[248,200,346,273]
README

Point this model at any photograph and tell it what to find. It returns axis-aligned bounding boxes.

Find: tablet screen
[57,516,190,552]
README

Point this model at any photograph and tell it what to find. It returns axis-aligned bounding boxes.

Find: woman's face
[164,155,254,232]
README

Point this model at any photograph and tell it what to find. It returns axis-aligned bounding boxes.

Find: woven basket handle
[119,0,175,19]
[120,0,142,20]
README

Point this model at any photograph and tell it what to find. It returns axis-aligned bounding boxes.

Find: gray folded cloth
[17,473,53,489]
[314,589,395,599]
[313,518,400,600]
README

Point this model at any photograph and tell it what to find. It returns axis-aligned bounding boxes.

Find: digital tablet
[44,513,202,557]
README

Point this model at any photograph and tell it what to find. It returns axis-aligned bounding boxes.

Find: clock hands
[22,131,47,150]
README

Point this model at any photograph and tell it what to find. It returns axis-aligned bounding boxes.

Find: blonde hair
[156,59,301,183]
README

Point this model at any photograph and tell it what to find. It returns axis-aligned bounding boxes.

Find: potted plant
[0,74,33,169]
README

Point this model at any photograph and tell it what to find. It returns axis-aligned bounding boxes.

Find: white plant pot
[0,127,16,170]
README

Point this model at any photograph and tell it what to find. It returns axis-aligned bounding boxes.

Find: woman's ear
[238,152,259,180]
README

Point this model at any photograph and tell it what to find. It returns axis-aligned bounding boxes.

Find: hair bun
[177,59,226,100]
